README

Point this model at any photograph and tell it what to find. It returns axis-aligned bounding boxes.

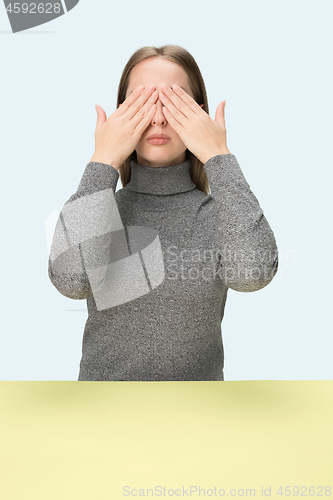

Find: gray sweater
[48,153,279,381]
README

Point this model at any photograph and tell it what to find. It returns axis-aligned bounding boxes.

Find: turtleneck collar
[125,158,196,196]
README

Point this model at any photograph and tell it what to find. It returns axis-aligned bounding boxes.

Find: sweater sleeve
[203,154,279,292]
[48,162,122,300]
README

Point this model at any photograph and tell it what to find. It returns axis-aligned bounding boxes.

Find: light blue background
[1,0,332,381]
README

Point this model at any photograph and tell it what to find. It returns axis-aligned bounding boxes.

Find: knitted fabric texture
[48,154,279,381]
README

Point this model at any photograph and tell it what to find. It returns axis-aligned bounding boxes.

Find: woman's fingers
[94,105,107,131]
[127,86,157,121]
[115,85,145,115]
[117,85,154,119]
[121,86,154,121]
[134,102,157,135]
[131,89,158,125]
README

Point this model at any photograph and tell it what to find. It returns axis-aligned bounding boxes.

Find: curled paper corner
[63,0,80,12]
[3,0,81,34]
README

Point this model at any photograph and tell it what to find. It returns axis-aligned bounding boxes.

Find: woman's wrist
[201,149,231,164]
[90,153,120,170]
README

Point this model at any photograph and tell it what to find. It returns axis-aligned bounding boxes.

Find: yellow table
[0,381,332,499]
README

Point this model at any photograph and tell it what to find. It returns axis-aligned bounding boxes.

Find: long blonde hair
[116,45,210,194]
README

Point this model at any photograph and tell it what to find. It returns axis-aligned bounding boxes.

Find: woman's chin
[136,148,186,167]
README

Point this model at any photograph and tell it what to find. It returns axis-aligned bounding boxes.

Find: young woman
[48,45,279,382]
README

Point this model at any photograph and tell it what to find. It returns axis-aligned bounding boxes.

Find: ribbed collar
[125,159,196,196]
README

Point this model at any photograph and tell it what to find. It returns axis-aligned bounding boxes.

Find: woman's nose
[151,98,167,125]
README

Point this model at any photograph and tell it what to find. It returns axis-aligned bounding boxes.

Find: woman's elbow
[48,261,93,300]
[224,255,279,292]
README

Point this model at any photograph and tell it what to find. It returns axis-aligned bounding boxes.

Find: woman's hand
[159,83,231,164]
[90,85,158,170]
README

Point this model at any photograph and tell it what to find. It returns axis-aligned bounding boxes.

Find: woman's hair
[116,45,210,195]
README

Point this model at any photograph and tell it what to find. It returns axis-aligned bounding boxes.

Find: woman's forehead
[127,58,191,94]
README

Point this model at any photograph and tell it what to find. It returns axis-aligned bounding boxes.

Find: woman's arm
[203,153,279,292]
[48,162,121,300]
[158,86,278,291]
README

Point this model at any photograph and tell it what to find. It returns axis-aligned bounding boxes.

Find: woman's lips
[146,138,171,145]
